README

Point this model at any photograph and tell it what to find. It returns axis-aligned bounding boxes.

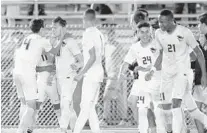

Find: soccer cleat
[27,129,33,133]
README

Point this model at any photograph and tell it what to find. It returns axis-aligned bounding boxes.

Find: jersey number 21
[168,44,176,52]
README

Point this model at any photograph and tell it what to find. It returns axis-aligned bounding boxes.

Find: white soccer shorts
[80,76,101,109]
[37,72,60,104]
[159,70,193,104]
[13,71,38,101]
[57,73,77,102]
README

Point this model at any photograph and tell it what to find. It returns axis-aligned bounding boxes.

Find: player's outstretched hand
[201,74,207,88]
[71,64,79,71]
[145,71,153,81]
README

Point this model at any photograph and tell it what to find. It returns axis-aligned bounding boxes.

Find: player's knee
[172,98,182,108]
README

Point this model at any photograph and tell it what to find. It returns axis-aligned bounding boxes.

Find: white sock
[190,108,207,128]
[60,100,71,129]
[89,107,101,133]
[162,110,172,132]
[18,106,35,131]
[172,108,185,133]
[138,108,149,133]
[73,104,91,133]
[69,106,77,131]
[19,104,26,120]
[154,107,166,133]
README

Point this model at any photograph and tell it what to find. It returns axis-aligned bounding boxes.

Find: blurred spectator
[1,5,7,26]
[6,5,20,26]
[93,4,113,22]
[28,4,46,16]
[174,3,197,25]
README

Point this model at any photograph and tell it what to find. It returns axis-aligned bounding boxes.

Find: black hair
[30,19,44,33]
[199,12,207,25]
[53,16,67,27]
[85,8,96,20]
[138,9,149,17]
[133,11,146,24]
[137,21,150,29]
[160,9,174,19]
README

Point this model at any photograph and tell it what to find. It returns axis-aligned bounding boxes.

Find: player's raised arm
[185,28,207,87]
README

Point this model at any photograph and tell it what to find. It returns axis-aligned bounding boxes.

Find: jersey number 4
[168,44,176,52]
[23,39,31,50]
[142,56,152,64]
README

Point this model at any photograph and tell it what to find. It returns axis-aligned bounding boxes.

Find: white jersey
[37,53,54,67]
[124,40,160,80]
[82,27,104,81]
[55,38,81,78]
[155,25,199,77]
[14,34,52,73]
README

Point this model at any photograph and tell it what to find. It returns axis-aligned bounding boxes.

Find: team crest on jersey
[150,47,156,53]
[177,35,184,42]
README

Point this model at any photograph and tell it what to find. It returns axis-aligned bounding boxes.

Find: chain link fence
[1,25,206,131]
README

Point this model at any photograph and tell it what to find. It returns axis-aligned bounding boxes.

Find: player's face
[198,22,207,34]
[83,13,90,28]
[138,27,151,43]
[158,15,171,31]
[52,22,62,37]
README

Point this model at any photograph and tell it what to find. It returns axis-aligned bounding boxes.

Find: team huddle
[13,7,207,133]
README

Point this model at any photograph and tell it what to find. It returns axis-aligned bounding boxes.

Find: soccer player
[13,19,66,133]
[73,9,105,133]
[51,16,83,133]
[145,9,207,133]
[128,9,158,132]
[118,21,159,133]
[192,12,207,133]
[25,53,60,133]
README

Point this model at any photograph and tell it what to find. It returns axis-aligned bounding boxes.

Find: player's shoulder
[64,37,76,44]
[155,28,162,35]
[131,41,141,50]
[177,25,191,34]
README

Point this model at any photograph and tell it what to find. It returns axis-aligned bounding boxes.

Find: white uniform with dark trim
[55,38,81,102]
[124,40,161,107]
[36,53,60,104]
[155,25,198,109]
[81,27,104,107]
[13,34,52,100]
